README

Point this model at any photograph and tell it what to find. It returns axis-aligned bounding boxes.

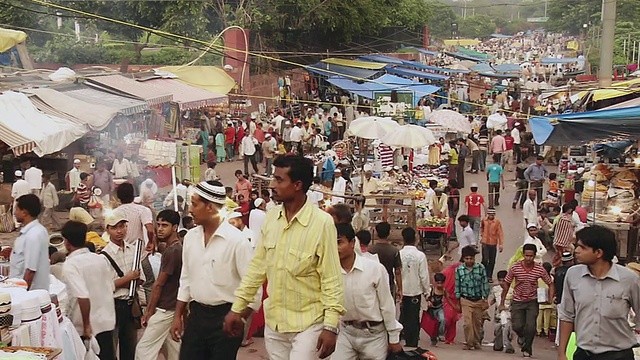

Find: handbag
[102,252,143,329]
[0,204,14,233]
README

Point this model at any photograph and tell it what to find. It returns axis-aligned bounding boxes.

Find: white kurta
[332,177,347,204]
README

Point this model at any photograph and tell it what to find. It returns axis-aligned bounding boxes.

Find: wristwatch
[323,325,339,335]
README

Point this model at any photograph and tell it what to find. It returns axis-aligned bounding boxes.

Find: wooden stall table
[417,218,453,255]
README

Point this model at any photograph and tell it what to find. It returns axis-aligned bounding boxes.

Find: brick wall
[244,68,307,111]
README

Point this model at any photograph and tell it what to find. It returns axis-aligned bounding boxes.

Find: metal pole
[599,0,617,87]
[171,166,178,212]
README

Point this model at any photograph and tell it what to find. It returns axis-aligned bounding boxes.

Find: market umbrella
[487,112,508,130]
[347,116,399,139]
[381,124,436,149]
[428,109,471,133]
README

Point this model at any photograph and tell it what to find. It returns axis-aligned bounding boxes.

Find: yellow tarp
[444,39,481,46]
[566,40,579,51]
[612,78,640,87]
[0,28,27,53]
[158,66,236,95]
[321,58,387,70]
[578,88,640,102]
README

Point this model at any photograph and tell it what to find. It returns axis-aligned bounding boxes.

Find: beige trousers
[134,309,180,360]
[332,323,388,360]
[264,323,323,360]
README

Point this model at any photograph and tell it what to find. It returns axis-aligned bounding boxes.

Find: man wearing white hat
[11,170,30,228]
[262,133,276,176]
[249,198,267,248]
[170,181,261,359]
[332,168,347,204]
[69,159,82,191]
[23,160,42,196]
[511,122,522,164]
[228,211,253,245]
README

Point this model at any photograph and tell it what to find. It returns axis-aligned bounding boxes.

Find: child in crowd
[237,194,251,225]
[537,208,553,248]
[550,205,562,231]
[542,173,560,208]
[490,270,514,353]
[537,262,555,338]
[204,162,220,181]
[427,272,452,346]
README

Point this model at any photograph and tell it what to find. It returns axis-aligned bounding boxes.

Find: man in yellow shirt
[224,155,345,359]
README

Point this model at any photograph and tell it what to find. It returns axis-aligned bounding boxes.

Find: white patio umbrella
[347,116,399,139]
[382,124,436,149]
[428,109,472,133]
[487,112,508,131]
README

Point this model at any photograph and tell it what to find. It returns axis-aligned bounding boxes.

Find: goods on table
[582,165,640,217]
[0,347,61,359]
[418,218,448,227]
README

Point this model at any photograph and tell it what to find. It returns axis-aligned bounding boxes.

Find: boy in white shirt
[490,270,514,353]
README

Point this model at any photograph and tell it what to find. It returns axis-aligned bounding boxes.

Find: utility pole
[599,0,616,87]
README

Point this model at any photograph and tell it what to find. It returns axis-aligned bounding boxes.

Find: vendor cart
[418,218,453,255]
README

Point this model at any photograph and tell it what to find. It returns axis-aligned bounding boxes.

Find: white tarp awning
[0,91,87,156]
[24,88,121,131]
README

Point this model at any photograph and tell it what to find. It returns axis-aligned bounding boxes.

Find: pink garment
[421,262,462,343]
[490,135,506,154]
[41,305,61,348]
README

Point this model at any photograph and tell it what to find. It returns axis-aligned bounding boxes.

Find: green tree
[459,14,496,39]
[425,1,458,39]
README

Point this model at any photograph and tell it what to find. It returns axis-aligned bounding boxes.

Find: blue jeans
[226,143,234,160]
[431,307,446,337]
[479,150,487,171]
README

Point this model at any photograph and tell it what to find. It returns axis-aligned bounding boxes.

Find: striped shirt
[454,263,489,300]
[504,261,552,302]
[553,213,574,248]
[232,198,346,332]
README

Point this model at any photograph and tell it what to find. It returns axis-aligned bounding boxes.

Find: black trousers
[511,300,538,355]
[96,330,115,360]
[488,182,500,207]
[481,244,497,279]
[514,143,522,164]
[574,348,634,360]
[180,302,242,360]
[243,154,259,175]
[400,295,422,347]
[114,299,138,360]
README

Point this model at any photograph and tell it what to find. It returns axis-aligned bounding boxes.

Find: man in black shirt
[553,251,574,346]
[369,222,403,301]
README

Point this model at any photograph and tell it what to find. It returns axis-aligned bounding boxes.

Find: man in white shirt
[399,227,430,348]
[360,170,380,207]
[332,168,347,204]
[511,123,522,164]
[242,134,260,175]
[62,220,116,360]
[333,223,403,359]
[11,170,31,228]
[228,211,254,246]
[136,210,182,360]
[170,181,261,358]
[39,173,61,231]
[111,152,132,179]
[456,215,477,257]
[102,213,145,360]
[248,198,267,248]
[290,121,304,155]
[9,194,50,290]
[23,161,43,195]
[522,189,538,228]
[262,190,276,212]
[68,159,82,191]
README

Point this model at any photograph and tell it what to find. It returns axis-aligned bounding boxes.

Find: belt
[462,296,482,302]
[343,320,383,329]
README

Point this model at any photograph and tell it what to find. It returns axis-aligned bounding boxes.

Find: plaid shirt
[455,263,489,300]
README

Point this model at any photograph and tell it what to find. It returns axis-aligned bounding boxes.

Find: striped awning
[59,87,149,116]
[85,74,173,106]
[138,78,228,111]
[0,127,36,156]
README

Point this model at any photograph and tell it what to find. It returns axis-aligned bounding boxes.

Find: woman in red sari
[422,262,462,344]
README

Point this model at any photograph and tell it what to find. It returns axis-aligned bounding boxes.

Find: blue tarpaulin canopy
[541,57,580,64]
[385,66,449,81]
[306,62,380,79]
[358,54,405,65]
[445,51,486,62]
[402,46,440,57]
[326,74,440,105]
[529,106,640,145]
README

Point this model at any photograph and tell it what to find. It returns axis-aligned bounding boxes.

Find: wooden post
[15,43,33,70]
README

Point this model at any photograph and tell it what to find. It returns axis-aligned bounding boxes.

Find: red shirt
[504,261,552,302]
[254,128,265,143]
[504,136,514,151]
[575,206,588,223]
[236,127,245,146]
[465,193,484,217]
[224,127,236,144]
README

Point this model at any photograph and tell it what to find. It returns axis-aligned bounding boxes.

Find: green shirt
[455,262,489,299]
[449,148,459,165]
